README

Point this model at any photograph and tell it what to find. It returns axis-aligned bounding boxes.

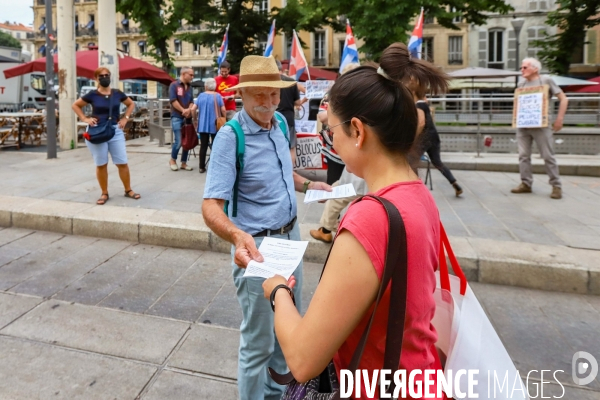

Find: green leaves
[0,31,22,50]
[534,0,600,74]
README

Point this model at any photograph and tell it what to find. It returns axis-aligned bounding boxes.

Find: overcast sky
[0,0,34,26]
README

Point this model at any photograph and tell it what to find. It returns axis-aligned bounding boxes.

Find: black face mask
[98,77,111,88]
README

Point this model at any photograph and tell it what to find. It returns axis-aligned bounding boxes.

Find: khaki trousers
[319,181,360,232]
[516,127,561,188]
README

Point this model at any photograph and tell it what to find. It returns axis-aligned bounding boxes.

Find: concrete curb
[1,195,598,296]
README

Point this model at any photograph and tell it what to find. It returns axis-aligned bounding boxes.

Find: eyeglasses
[319,120,350,146]
[99,74,111,78]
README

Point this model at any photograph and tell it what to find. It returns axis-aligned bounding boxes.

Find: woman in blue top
[72,67,141,205]
[195,78,226,173]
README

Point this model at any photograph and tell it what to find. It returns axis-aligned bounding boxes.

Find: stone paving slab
[0,230,62,268]
[476,283,600,391]
[1,299,190,364]
[142,370,238,400]
[11,238,132,298]
[0,234,97,291]
[54,243,165,305]
[98,247,202,314]
[145,252,232,322]
[0,292,43,329]
[168,324,239,380]
[0,336,157,400]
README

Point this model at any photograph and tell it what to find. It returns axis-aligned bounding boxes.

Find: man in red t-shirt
[215,61,239,112]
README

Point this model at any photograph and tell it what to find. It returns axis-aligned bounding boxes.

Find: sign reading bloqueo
[294,120,326,170]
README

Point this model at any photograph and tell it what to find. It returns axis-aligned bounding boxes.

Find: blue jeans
[170,117,189,163]
[232,222,303,400]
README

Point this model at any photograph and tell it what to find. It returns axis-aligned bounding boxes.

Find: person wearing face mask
[72,67,140,205]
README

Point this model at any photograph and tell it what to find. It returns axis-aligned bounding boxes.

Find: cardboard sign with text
[294,133,327,170]
[512,85,549,128]
[304,80,335,100]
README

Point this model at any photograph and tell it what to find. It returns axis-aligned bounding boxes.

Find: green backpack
[224,113,289,217]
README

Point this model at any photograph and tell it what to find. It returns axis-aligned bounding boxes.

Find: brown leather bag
[181,119,198,151]
[214,94,226,131]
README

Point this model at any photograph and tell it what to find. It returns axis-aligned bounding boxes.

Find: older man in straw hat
[202,56,331,399]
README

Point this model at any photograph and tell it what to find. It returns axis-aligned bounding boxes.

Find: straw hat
[223,56,296,91]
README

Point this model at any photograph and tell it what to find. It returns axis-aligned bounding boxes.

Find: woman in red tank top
[263,43,450,399]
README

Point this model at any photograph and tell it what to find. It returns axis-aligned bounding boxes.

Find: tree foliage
[116,0,513,72]
[535,0,600,75]
[0,31,22,50]
[116,0,208,72]
[302,0,513,61]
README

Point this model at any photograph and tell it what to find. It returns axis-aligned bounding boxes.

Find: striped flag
[217,24,229,67]
[408,8,424,59]
[339,19,359,73]
[263,20,276,57]
[289,30,309,80]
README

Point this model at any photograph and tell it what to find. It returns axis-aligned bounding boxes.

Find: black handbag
[86,89,116,144]
[269,195,409,400]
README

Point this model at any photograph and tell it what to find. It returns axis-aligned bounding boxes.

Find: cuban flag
[407,8,424,59]
[264,20,276,57]
[289,30,308,80]
[339,20,359,73]
[217,24,229,67]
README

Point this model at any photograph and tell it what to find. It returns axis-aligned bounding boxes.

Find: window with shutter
[488,30,504,68]
[448,36,463,64]
[527,27,546,59]
[528,0,539,11]
[423,37,434,62]
[587,30,597,64]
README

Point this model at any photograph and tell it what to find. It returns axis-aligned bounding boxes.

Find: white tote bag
[432,225,529,400]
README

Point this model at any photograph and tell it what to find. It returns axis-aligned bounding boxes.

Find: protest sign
[294,133,324,170]
[304,80,335,99]
[512,85,549,128]
[295,120,317,134]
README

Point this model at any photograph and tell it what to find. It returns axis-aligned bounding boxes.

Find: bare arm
[416,108,426,136]
[118,98,136,129]
[292,171,331,193]
[221,105,227,116]
[201,198,263,267]
[72,99,96,126]
[294,97,308,107]
[553,92,568,132]
[263,230,379,382]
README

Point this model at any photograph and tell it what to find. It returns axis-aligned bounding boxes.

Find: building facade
[421,12,470,72]
[0,22,35,55]
[31,0,216,77]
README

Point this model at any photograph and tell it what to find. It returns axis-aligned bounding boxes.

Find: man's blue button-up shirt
[203,108,297,235]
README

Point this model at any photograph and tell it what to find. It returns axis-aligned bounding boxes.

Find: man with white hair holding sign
[202,55,331,400]
[512,57,568,199]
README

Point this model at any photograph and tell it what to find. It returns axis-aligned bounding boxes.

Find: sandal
[124,190,141,200]
[97,193,109,205]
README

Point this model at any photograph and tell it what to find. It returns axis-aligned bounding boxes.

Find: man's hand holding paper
[243,237,308,280]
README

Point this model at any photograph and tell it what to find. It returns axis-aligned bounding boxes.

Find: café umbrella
[3,50,174,86]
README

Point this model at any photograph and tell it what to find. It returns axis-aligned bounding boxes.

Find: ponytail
[379,43,449,96]
[328,42,448,157]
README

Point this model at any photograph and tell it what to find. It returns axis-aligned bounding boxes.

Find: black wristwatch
[270,284,296,312]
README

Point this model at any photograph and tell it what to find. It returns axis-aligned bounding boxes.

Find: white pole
[57,0,77,150]
[98,0,119,85]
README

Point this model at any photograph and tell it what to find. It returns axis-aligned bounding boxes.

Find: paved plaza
[0,138,599,398]
[0,227,599,399]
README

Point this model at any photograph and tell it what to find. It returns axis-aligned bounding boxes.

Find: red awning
[279,60,338,82]
[3,49,174,86]
[564,76,600,93]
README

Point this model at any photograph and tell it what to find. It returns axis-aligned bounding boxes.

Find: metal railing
[428,95,600,156]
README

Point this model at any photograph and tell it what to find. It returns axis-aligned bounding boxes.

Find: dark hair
[329,43,448,156]
[220,61,231,69]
